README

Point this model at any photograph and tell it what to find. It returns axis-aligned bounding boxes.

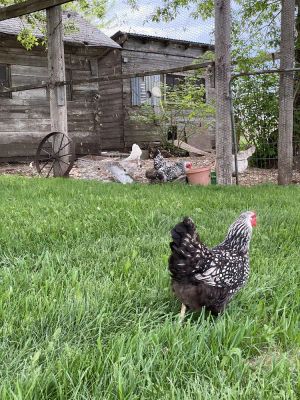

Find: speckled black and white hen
[169,211,256,318]
[146,149,192,183]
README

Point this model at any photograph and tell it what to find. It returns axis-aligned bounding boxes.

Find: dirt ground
[0,154,300,186]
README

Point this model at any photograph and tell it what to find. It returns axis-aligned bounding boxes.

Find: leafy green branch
[130,71,215,151]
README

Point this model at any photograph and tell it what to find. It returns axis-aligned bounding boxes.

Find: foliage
[232,57,280,166]
[67,0,108,22]
[0,0,110,50]
[128,0,214,22]
[230,1,282,166]
[130,0,284,164]
[0,176,300,398]
[17,27,40,51]
[130,71,214,152]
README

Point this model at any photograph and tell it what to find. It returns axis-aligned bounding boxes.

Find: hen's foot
[179,304,187,324]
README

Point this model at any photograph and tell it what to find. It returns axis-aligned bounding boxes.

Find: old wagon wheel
[35,131,75,177]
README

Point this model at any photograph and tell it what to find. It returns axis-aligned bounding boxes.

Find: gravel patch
[0,154,299,186]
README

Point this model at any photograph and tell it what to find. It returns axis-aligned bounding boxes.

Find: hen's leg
[179,304,186,323]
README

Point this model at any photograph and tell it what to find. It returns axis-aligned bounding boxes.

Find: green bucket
[211,171,217,185]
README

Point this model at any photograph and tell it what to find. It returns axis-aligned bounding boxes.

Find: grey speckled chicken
[146,149,192,183]
[169,211,257,318]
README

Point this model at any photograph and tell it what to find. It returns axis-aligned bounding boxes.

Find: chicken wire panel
[234,139,300,186]
[233,71,300,186]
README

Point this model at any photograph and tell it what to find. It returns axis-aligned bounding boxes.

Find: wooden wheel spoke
[56,152,73,158]
[46,161,55,178]
[41,148,52,157]
[58,158,70,166]
[52,133,56,150]
[36,132,74,177]
[54,140,72,155]
[58,133,64,153]
[40,159,51,172]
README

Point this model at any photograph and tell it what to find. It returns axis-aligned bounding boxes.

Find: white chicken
[124,144,142,167]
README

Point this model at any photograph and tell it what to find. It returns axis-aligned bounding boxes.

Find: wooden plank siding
[0,34,112,159]
[97,49,123,150]
[0,31,214,159]
[119,37,209,149]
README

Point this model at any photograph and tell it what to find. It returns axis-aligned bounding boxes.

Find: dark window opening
[166,74,185,87]
[195,77,206,102]
[195,78,205,87]
[166,74,206,102]
[0,64,11,99]
[167,125,178,141]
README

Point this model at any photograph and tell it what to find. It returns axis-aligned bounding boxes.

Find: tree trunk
[278,0,295,185]
[215,0,232,184]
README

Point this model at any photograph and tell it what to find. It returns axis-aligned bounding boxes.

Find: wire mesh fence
[0,0,299,186]
[231,66,300,186]
[235,140,300,186]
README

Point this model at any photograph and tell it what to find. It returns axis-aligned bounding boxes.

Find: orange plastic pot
[186,167,211,185]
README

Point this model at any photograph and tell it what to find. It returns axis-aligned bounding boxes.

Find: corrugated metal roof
[0,11,120,48]
[111,31,214,49]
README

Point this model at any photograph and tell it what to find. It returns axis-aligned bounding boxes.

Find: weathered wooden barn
[0,18,214,160]
[0,11,121,160]
[109,32,215,151]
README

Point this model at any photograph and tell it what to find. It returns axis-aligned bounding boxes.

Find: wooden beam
[65,61,213,84]
[0,0,73,21]
[171,140,214,157]
[0,61,214,93]
[117,33,128,46]
[47,6,69,177]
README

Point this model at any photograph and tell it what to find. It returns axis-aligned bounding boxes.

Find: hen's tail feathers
[153,150,166,171]
[169,217,205,282]
[152,148,161,158]
[170,217,199,253]
[145,168,165,182]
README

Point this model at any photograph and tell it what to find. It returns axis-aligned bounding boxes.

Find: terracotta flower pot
[186,167,211,185]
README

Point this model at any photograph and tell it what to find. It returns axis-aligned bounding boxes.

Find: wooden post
[278,0,295,185]
[215,0,232,184]
[47,5,70,176]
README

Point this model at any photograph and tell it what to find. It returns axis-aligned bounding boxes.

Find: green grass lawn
[0,176,300,399]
